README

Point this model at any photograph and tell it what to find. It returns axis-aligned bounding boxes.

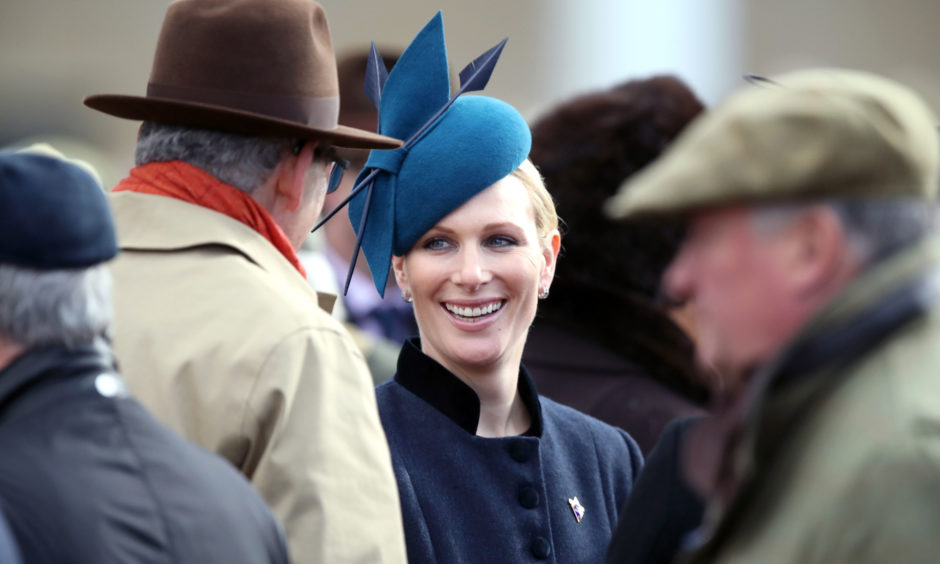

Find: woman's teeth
[444,301,503,319]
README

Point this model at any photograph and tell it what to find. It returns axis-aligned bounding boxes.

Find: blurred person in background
[82,0,408,562]
[523,75,710,455]
[0,152,287,564]
[607,69,940,564]
[301,48,414,384]
[343,14,642,563]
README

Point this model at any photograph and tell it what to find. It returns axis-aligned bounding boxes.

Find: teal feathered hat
[315,12,531,296]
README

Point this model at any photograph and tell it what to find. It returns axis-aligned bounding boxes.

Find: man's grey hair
[752,198,938,268]
[135,122,293,193]
[0,264,113,349]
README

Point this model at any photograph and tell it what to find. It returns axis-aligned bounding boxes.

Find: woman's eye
[422,237,450,251]
[487,235,518,248]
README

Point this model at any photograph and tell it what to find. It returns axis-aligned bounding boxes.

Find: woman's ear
[540,230,561,291]
[391,255,409,294]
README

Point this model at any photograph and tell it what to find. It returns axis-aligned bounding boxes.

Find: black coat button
[530,537,551,559]
[508,440,533,463]
[518,485,539,509]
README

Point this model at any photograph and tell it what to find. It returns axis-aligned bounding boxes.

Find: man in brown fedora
[606,69,940,563]
[84,1,406,562]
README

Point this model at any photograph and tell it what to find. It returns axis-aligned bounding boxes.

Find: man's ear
[276,141,317,211]
[539,230,561,292]
[788,206,849,298]
[391,255,409,294]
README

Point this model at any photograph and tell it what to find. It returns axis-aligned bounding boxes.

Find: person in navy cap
[327,14,643,563]
[0,152,288,563]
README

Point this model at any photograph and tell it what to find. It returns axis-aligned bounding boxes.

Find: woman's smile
[442,299,505,323]
[441,300,506,321]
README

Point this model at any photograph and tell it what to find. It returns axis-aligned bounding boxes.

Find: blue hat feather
[337,11,531,296]
[376,12,450,140]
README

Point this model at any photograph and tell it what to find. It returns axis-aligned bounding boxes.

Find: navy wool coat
[377,339,643,564]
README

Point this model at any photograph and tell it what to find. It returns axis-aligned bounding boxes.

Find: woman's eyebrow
[429,222,523,234]
[483,221,521,231]
[425,225,456,236]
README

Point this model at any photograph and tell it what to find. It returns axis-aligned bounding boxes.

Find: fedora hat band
[147,82,339,130]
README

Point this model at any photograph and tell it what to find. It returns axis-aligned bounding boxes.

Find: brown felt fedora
[84,0,401,149]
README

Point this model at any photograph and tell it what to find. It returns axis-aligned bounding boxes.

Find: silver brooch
[568,497,585,523]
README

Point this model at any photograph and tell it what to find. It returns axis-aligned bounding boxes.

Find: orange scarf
[114,161,306,278]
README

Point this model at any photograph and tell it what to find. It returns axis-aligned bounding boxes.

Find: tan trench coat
[108,192,407,564]
[689,236,940,564]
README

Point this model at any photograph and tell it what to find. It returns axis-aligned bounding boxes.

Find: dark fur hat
[530,76,707,401]
[532,75,704,300]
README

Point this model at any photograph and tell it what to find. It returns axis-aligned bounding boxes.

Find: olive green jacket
[691,236,940,564]
[108,192,407,564]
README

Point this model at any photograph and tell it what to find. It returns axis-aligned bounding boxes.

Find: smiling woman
[393,172,558,406]
[335,12,643,564]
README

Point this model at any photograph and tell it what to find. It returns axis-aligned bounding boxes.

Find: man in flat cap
[83,1,407,562]
[0,152,288,563]
[607,69,940,563]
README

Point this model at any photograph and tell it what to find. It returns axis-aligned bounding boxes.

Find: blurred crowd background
[3,0,940,189]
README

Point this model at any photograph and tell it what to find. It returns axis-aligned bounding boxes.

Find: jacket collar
[394,337,543,437]
[738,235,940,489]
[109,191,336,313]
[113,162,307,278]
[0,344,115,418]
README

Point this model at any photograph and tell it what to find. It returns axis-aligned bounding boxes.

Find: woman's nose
[453,246,491,291]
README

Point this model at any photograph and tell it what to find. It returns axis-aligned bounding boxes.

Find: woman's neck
[476,385,530,438]
[449,358,531,438]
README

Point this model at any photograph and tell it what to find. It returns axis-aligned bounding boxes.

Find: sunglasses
[293,140,349,194]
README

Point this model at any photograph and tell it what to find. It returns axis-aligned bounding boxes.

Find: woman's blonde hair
[511,159,558,246]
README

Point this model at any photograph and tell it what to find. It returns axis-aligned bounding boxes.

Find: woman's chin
[452,346,502,370]
[438,337,508,372]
